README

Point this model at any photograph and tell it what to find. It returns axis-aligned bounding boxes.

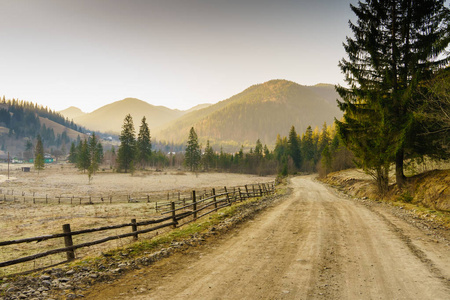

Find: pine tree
[88,133,101,176]
[117,114,136,173]
[68,142,77,163]
[77,139,90,172]
[337,0,450,190]
[34,135,45,172]
[184,127,201,171]
[202,140,215,171]
[288,126,302,170]
[136,116,152,169]
[318,122,330,155]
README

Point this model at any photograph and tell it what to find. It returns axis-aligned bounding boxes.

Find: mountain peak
[58,106,86,120]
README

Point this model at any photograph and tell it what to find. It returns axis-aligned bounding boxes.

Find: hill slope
[38,117,87,141]
[155,80,342,148]
[59,106,86,120]
[72,98,184,134]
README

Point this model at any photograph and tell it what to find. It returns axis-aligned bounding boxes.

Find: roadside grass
[389,200,450,228]
[69,198,253,271]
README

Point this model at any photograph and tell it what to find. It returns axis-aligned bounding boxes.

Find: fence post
[46,194,48,204]
[238,187,243,202]
[62,224,75,261]
[224,187,230,204]
[245,185,249,199]
[213,188,217,209]
[131,219,138,240]
[192,190,197,220]
[155,202,158,212]
[33,192,35,204]
[147,195,150,203]
[259,184,263,197]
[171,202,177,228]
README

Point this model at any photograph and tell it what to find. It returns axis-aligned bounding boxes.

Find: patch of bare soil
[85,177,450,300]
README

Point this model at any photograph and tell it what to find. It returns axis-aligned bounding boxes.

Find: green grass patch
[390,201,450,228]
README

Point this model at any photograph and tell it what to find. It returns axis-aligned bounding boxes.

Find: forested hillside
[0,97,85,155]
[155,80,342,150]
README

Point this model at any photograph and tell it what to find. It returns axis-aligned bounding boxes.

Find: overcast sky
[1,0,356,112]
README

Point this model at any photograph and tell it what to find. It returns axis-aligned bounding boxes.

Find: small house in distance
[28,153,55,164]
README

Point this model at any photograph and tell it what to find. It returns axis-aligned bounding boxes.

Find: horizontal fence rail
[0,182,275,272]
[0,182,274,206]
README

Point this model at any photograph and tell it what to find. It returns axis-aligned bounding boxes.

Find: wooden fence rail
[0,182,274,206]
[0,182,275,271]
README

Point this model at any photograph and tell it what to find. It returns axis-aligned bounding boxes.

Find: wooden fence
[0,183,272,206]
[0,182,275,272]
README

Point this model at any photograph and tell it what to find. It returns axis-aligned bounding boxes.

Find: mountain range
[59,80,342,149]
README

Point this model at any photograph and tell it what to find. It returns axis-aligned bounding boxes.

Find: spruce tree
[77,139,90,172]
[68,142,77,163]
[88,133,100,175]
[137,116,152,169]
[288,126,302,170]
[202,140,215,171]
[117,114,136,173]
[184,127,201,171]
[337,0,450,190]
[34,135,45,172]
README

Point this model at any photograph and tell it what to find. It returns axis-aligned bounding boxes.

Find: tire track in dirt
[86,176,450,300]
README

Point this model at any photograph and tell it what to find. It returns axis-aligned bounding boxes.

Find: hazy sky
[1,0,356,112]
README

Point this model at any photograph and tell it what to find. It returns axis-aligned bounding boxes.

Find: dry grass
[0,163,274,275]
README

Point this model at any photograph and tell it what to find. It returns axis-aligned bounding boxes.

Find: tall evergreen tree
[34,135,45,172]
[117,114,136,173]
[68,142,77,163]
[136,116,152,169]
[202,140,215,171]
[337,0,450,190]
[88,133,100,175]
[184,127,201,171]
[77,139,90,172]
[288,126,302,170]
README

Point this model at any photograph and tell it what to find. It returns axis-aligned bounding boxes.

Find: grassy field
[0,163,274,275]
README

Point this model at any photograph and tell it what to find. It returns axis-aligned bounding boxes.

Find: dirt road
[87,177,450,299]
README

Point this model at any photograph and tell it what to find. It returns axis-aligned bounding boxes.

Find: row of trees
[336,0,450,194]
[116,114,152,173]
[68,133,104,179]
[183,125,353,176]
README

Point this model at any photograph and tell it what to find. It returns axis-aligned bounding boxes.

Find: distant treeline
[181,123,354,176]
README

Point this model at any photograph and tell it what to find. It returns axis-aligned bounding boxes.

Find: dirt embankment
[322,168,450,212]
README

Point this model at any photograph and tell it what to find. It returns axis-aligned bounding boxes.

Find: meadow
[0,163,274,275]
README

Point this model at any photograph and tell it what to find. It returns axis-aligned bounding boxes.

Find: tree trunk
[395,150,406,188]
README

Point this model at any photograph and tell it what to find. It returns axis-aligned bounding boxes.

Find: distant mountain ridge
[154,80,342,149]
[63,98,184,134]
[60,99,212,135]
